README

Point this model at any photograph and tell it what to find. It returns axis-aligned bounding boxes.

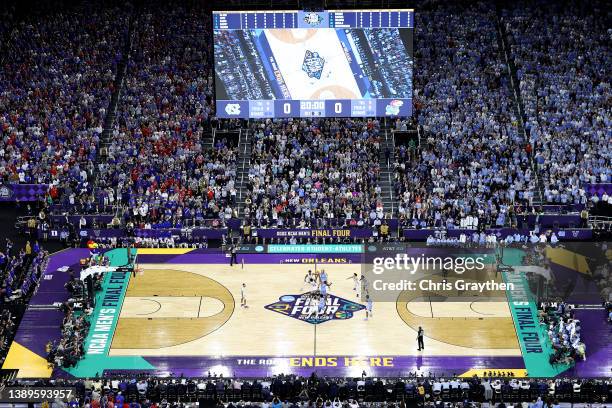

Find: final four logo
[302,50,325,80]
[265,293,365,325]
[303,12,324,26]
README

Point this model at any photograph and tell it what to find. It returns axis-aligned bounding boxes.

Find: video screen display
[213,10,414,118]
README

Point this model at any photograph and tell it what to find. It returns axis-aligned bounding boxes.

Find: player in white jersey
[364,295,373,320]
[302,270,316,292]
[358,275,369,298]
[313,269,321,286]
[241,283,248,308]
[347,273,359,292]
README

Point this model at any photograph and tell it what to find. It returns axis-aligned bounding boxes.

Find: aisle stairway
[495,11,544,207]
[379,121,396,216]
[99,14,135,160]
[234,128,252,217]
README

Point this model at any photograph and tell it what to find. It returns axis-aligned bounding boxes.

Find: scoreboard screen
[213,9,414,118]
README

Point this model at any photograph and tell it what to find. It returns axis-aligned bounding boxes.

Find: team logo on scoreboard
[0,184,13,199]
[303,12,324,27]
[385,99,404,116]
[302,50,325,80]
[265,293,365,325]
[224,103,241,115]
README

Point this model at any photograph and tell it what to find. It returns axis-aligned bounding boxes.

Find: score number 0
[281,101,344,115]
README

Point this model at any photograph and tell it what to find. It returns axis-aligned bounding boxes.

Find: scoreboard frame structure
[212,9,414,119]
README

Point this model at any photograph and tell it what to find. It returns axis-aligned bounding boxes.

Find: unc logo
[303,12,323,26]
[224,103,241,115]
[265,293,365,325]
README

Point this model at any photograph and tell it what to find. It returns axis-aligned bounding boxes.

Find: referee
[229,245,237,266]
[417,326,425,351]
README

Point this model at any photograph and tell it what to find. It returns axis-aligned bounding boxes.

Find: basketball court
[109,262,520,357]
[9,247,603,378]
[57,247,532,378]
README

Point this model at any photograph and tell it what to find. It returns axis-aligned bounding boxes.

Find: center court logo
[302,50,325,79]
[265,293,365,325]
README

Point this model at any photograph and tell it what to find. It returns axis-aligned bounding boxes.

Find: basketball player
[316,294,326,320]
[313,268,321,286]
[320,280,332,297]
[311,277,319,292]
[319,269,328,286]
[302,270,315,292]
[358,275,369,299]
[347,273,359,292]
[364,295,373,320]
[241,283,248,308]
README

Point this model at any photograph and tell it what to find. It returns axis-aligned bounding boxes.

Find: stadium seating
[0,0,608,237]
[0,241,48,364]
[5,376,611,405]
[100,4,228,228]
[502,1,610,205]
[0,6,127,188]
[246,118,384,225]
[403,3,534,230]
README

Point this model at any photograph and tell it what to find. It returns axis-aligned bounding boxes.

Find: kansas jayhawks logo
[302,50,325,79]
[265,293,365,325]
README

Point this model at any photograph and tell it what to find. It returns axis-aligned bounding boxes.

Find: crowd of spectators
[398,2,535,231]
[214,30,276,100]
[0,307,17,364]
[0,5,15,60]
[246,118,386,226]
[5,375,611,406]
[1,239,48,304]
[93,4,236,229]
[424,228,567,247]
[48,302,91,368]
[3,1,606,239]
[0,239,49,364]
[0,5,127,191]
[89,236,209,249]
[503,0,610,205]
[47,261,104,368]
[538,302,586,365]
